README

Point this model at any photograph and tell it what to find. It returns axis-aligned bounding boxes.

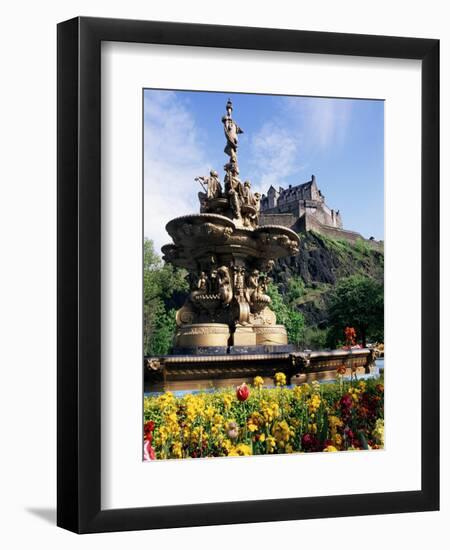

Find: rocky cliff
[271,231,384,328]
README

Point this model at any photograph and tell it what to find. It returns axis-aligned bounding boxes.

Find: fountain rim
[165,213,300,242]
[253,224,300,242]
[165,213,236,232]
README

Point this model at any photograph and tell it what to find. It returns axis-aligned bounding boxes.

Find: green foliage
[310,230,379,264]
[310,231,353,257]
[144,238,188,356]
[353,238,371,256]
[149,308,178,356]
[328,275,384,347]
[267,282,305,346]
[302,326,329,350]
[286,277,305,304]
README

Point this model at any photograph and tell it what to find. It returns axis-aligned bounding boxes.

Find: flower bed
[143,375,384,460]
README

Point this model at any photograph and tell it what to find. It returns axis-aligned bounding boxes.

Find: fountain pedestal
[233,326,257,346]
[175,323,230,348]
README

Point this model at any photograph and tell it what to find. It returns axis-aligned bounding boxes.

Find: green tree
[150,308,178,356]
[302,326,329,350]
[266,282,305,346]
[328,275,384,347]
[143,238,188,356]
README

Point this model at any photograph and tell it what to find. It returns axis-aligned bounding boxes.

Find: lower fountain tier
[144,348,379,393]
[174,322,288,348]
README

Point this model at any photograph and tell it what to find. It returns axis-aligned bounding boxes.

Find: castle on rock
[260,176,380,248]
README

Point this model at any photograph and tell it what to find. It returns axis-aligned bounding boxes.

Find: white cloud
[249,122,300,190]
[283,96,352,150]
[143,91,211,254]
[249,96,352,191]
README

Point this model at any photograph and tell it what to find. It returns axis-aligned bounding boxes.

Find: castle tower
[267,185,279,208]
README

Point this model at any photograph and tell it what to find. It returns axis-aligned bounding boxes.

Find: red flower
[143,440,156,461]
[340,394,352,410]
[236,383,250,402]
[344,326,357,347]
[359,406,369,418]
[144,420,155,440]
[344,428,354,440]
[301,433,319,452]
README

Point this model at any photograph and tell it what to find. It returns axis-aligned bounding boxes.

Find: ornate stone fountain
[161,100,300,351]
[146,100,376,391]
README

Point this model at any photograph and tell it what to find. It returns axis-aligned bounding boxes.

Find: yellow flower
[348,387,362,402]
[328,415,343,429]
[211,425,220,437]
[307,394,321,414]
[290,417,300,428]
[323,445,338,452]
[274,372,287,386]
[205,406,215,421]
[266,436,276,453]
[272,420,294,443]
[373,418,384,447]
[167,412,178,424]
[222,439,232,453]
[261,401,277,423]
[253,376,264,388]
[228,443,252,456]
[293,384,309,399]
[171,441,183,458]
[247,412,263,433]
[222,393,233,410]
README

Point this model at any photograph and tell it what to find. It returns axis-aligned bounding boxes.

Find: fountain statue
[161,100,300,350]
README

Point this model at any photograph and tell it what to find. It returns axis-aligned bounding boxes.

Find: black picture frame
[57,16,439,533]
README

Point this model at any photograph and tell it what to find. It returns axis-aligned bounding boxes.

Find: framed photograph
[57,17,439,533]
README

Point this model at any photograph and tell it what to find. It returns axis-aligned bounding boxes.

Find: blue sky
[143,89,384,253]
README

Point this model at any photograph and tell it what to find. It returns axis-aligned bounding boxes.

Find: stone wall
[260,212,383,251]
[261,198,341,229]
[259,213,297,227]
[299,214,382,250]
